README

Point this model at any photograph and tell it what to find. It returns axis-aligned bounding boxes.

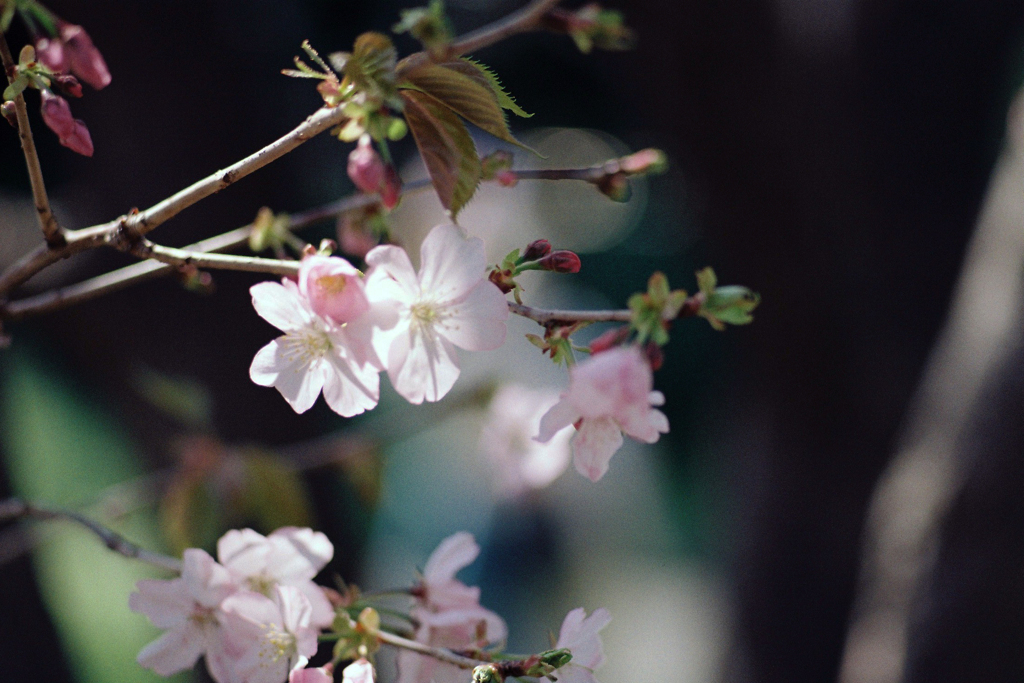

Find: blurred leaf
[237,450,314,532]
[160,472,220,555]
[132,367,213,429]
[401,89,481,217]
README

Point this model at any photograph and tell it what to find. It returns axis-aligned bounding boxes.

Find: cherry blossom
[249,278,382,416]
[217,527,336,629]
[36,23,112,90]
[217,585,319,683]
[290,668,333,683]
[129,548,237,677]
[298,255,371,325]
[479,384,573,497]
[543,608,611,683]
[536,346,669,481]
[398,532,507,683]
[365,224,509,404]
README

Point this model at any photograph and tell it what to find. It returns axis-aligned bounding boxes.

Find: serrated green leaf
[454,59,533,118]
[399,62,532,151]
[401,89,481,217]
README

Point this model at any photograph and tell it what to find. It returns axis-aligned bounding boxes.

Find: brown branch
[0,32,63,248]
[376,629,485,669]
[0,498,182,572]
[131,239,301,277]
[508,292,701,326]
[448,0,563,56]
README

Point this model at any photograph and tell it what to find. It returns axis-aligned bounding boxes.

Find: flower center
[410,301,438,326]
[315,274,348,295]
[189,605,218,628]
[258,624,297,665]
[282,327,332,364]
[245,573,277,597]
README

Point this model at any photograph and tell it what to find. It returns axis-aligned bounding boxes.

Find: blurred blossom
[39,90,93,156]
[479,384,572,497]
[544,608,612,683]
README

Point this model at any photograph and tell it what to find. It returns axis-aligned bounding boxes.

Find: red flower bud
[589,326,629,354]
[380,163,402,209]
[644,341,664,371]
[522,239,551,261]
[348,136,386,194]
[60,24,111,90]
[537,250,581,273]
[496,170,518,187]
[1,101,16,128]
[53,74,83,98]
[40,91,93,156]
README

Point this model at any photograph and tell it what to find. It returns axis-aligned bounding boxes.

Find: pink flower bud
[380,163,402,209]
[348,136,386,195]
[589,326,629,354]
[522,239,552,261]
[40,91,93,156]
[496,170,518,187]
[59,24,111,90]
[299,255,370,324]
[537,250,581,273]
[1,101,16,128]
[53,74,83,98]
[34,37,68,72]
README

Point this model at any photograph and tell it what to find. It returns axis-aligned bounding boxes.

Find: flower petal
[136,623,207,676]
[321,351,381,417]
[129,578,192,629]
[181,548,237,607]
[365,244,420,296]
[250,340,327,414]
[418,225,488,303]
[388,328,461,404]
[556,607,611,669]
[435,281,509,352]
[251,281,310,332]
[217,528,272,576]
[423,532,480,584]
[536,398,581,443]
[268,528,334,577]
[571,419,623,482]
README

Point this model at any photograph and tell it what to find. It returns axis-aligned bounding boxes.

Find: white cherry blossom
[129,548,237,677]
[364,224,509,404]
[543,608,611,683]
[249,278,383,416]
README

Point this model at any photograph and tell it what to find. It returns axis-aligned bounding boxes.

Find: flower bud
[597,172,631,202]
[348,135,386,195]
[522,239,551,261]
[1,101,16,128]
[589,325,629,354]
[380,163,402,209]
[40,90,93,156]
[35,37,67,72]
[472,665,503,683]
[496,170,518,187]
[60,23,111,89]
[537,250,581,273]
[53,74,83,98]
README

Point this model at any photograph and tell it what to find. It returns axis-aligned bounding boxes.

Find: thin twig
[131,239,301,277]
[0,32,63,247]
[448,0,562,56]
[0,498,182,572]
[377,629,485,669]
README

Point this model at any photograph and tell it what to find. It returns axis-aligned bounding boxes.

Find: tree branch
[0,32,63,247]
[130,239,301,277]
[0,498,182,572]
[377,629,485,669]
[448,0,563,56]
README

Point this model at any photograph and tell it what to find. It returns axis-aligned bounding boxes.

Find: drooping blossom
[129,548,237,677]
[216,585,319,683]
[398,532,507,683]
[39,90,93,156]
[35,23,111,90]
[479,384,572,497]
[542,608,611,683]
[217,527,336,629]
[249,278,382,416]
[536,346,669,482]
[365,224,509,404]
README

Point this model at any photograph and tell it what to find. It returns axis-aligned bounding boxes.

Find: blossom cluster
[250,223,508,414]
[131,527,609,683]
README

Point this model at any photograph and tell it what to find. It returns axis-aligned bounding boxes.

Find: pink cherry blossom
[217,527,336,629]
[543,608,611,683]
[39,90,93,156]
[299,255,371,325]
[364,224,509,404]
[479,384,572,497]
[249,278,384,416]
[398,533,507,683]
[129,548,237,677]
[347,136,401,209]
[217,585,319,683]
[536,346,669,481]
[342,658,375,683]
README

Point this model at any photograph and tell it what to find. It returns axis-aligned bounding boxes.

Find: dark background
[1,1,1022,682]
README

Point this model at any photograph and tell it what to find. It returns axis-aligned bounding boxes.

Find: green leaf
[399,62,530,150]
[342,32,399,103]
[401,89,481,217]
[3,77,26,102]
[695,266,717,295]
[453,59,533,118]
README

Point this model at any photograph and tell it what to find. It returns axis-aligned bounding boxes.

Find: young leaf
[454,59,534,118]
[401,89,481,217]
[399,62,529,149]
